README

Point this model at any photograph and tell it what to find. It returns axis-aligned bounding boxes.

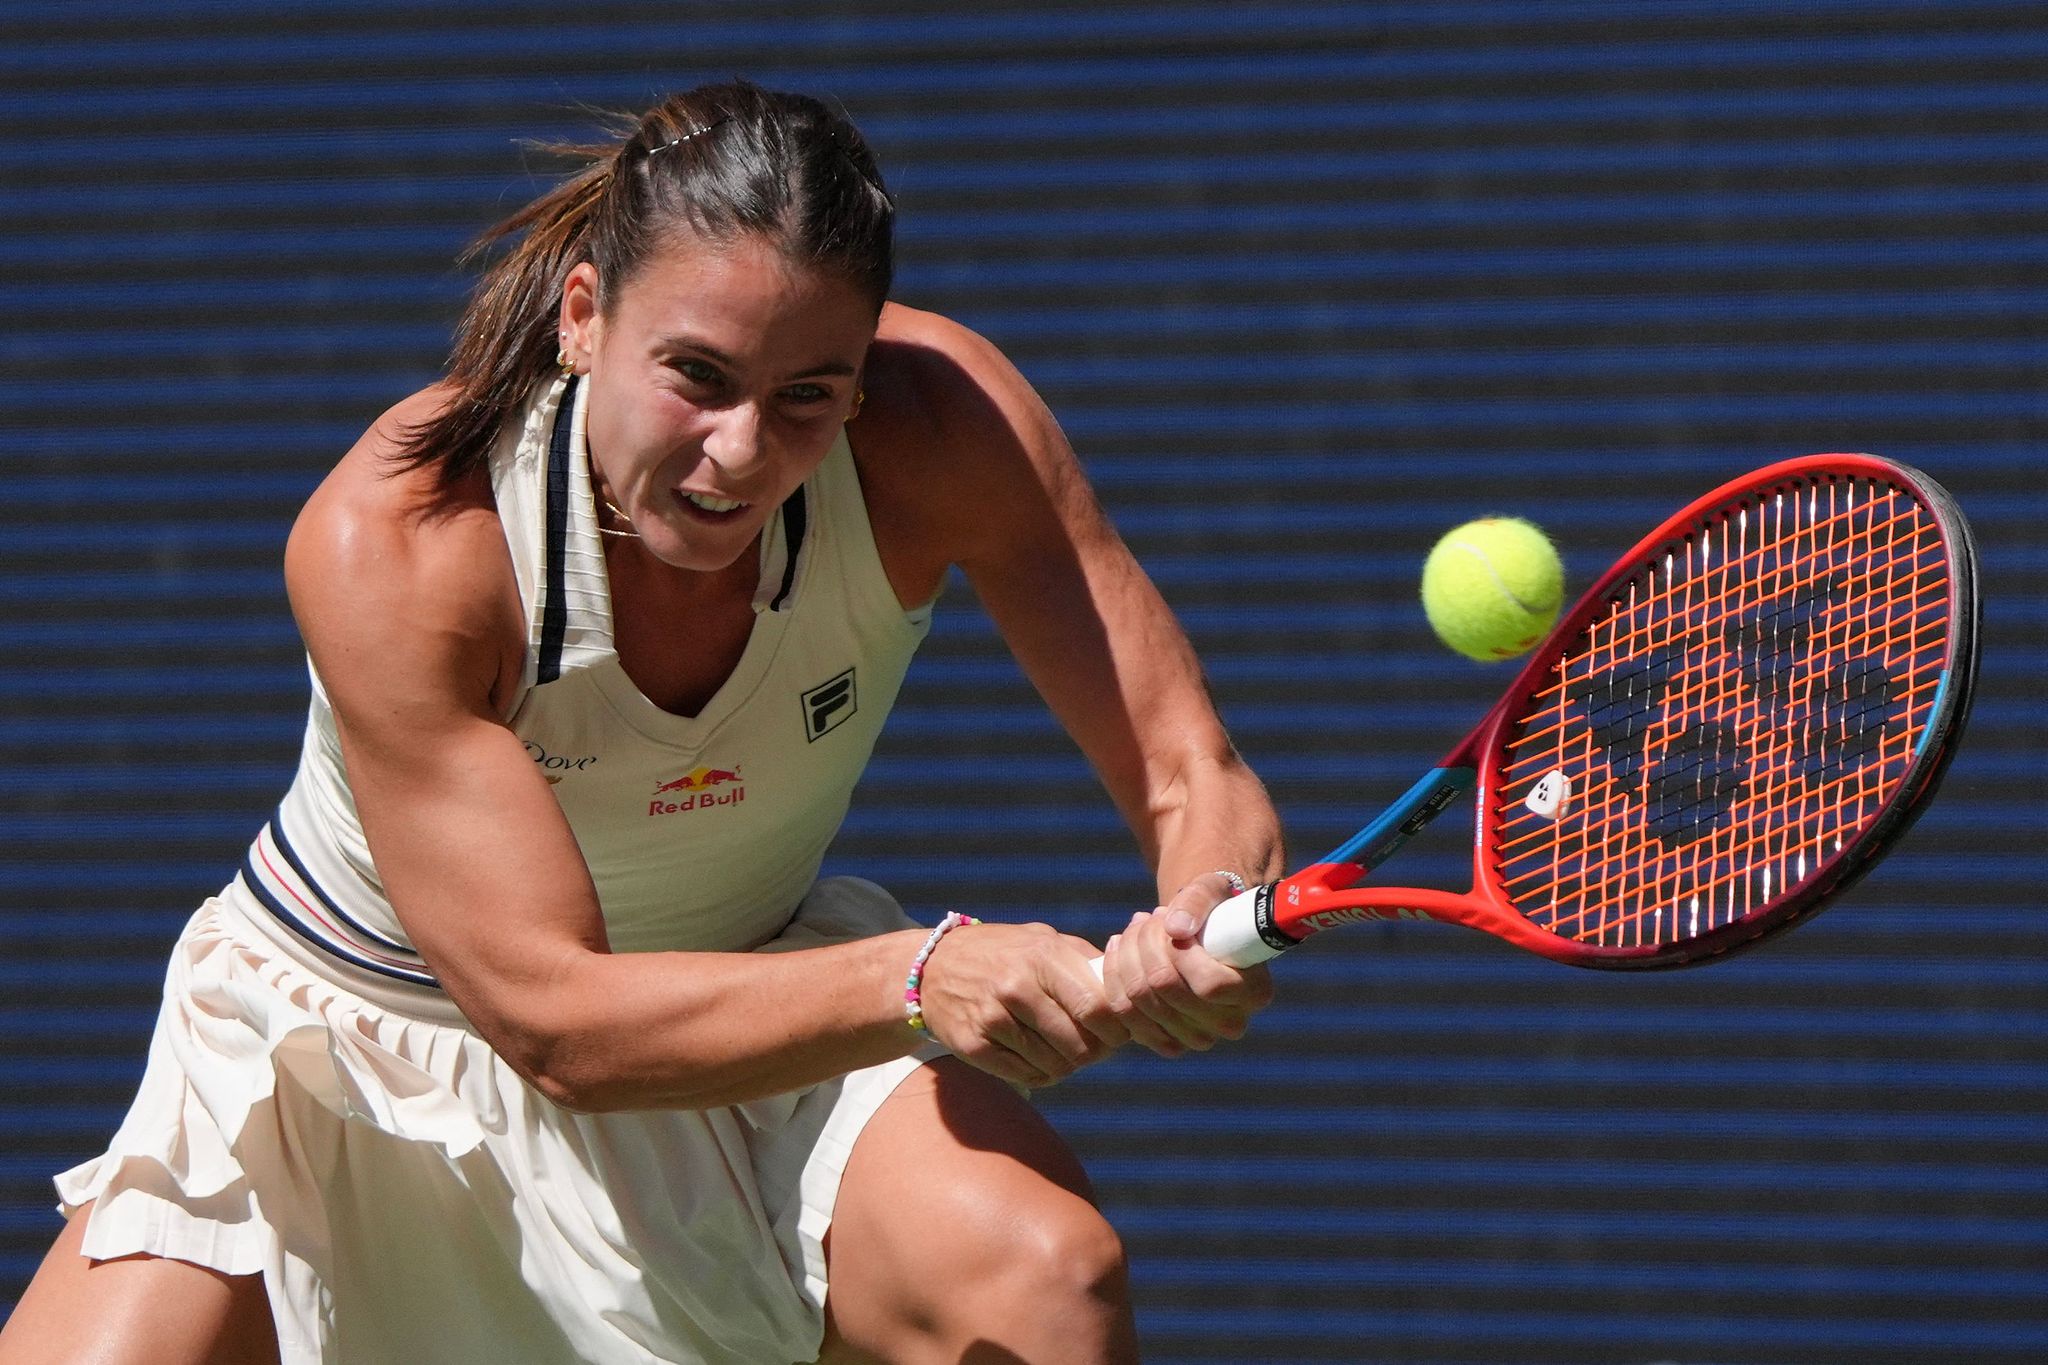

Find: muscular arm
[289,400,931,1112]
[957,395,1282,900]
[860,311,1282,1053]
[863,310,1283,896]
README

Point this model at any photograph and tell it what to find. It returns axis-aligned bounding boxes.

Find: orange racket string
[1507,720,1916,933]
[1547,564,1935,932]
[1484,474,1950,947]
[1563,496,1927,652]
[1499,480,1925,773]
[1490,679,1933,871]
[1573,493,1792,941]
[1497,643,1944,851]
[1506,511,1940,728]
[1498,606,1945,780]
[1534,554,1933,931]
[1493,671,1943,859]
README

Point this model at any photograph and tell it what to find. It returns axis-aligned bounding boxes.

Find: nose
[701,403,768,482]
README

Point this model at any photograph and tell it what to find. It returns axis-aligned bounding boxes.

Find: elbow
[457,975,631,1115]
[496,995,667,1114]
[522,1053,604,1114]
[461,945,664,1112]
[447,951,733,1114]
[489,1017,601,1113]
[524,1045,719,1115]
[509,1028,638,1115]
[490,996,718,1115]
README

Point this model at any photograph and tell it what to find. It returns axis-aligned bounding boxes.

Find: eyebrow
[656,336,858,381]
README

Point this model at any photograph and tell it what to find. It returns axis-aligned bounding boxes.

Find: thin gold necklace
[597,494,640,539]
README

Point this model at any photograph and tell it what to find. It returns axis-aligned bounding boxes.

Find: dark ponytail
[394,82,894,485]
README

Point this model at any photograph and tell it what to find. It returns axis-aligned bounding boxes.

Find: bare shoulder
[286,383,525,720]
[853,305,1082,598]
[861,304,1053,451]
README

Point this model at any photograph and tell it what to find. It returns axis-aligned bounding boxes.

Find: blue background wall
[3,3,2043,1361]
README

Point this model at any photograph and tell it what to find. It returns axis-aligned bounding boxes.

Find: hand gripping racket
[1195,454,1979,971]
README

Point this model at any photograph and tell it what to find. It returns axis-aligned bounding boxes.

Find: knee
[948,1197,1130,1322]
[827,1193,1134,1362]
[1021,1202,1128,1302]
[824,1061,1137,1359]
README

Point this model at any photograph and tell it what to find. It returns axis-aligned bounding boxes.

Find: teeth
[685,492,746,513]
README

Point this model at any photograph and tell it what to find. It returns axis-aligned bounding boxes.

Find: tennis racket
[1190,454,1979,971]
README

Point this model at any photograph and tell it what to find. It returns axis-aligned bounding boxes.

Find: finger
[1052,952,1132,1053]
[1104,907,1275,1053]
[994,994,1097,1078]
[1159,870,1243,940]
[1102,922,1185,1056]
[1170,932,1280,1041]
[1119,915,1214,1053]
[1164,944,1264,1042]
[952,1039,1053,1090]
[1024,935,1133,1058]
[1134,916,1272,1049]
[1106,915,1185,1054]
[995,949,1114,1080]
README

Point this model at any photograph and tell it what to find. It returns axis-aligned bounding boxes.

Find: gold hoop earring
[848,388,865,422]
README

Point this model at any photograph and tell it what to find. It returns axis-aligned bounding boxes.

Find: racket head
[1466,454,1979,969]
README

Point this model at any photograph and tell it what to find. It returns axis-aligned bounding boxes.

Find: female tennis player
[0,82,1279,1364]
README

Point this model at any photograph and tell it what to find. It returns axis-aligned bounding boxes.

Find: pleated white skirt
[53,876,940,1364]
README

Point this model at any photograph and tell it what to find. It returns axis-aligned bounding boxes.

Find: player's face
[561,231,878,573]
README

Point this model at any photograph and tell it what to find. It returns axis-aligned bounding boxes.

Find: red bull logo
[649,765,746,815]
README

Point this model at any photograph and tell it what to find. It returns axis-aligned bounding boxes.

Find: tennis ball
[1420,516,1565,662]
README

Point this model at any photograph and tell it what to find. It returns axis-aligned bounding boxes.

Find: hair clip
[646,117,731,157]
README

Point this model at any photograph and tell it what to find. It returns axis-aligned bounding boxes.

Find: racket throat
[1204,880,1404,963]
[1245,864,1370,951]
[1262,766,1476,944]
[1287,860,1370,898]
[1323,766,1474,871]
[1278,871,1438,934]
[1197,874,1392,963]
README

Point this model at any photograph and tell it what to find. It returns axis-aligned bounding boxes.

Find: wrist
[902,911,980,1034]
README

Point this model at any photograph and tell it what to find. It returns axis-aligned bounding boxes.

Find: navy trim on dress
[537,376,577,684]
[268,810,419,955]
[236,856,440,987]
[769,484,807,612]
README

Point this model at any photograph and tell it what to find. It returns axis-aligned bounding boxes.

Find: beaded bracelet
[1211,869,1249,895]
[903,911,981,1033]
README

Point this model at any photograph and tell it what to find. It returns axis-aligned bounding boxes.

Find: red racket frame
[1242,453,1979,970]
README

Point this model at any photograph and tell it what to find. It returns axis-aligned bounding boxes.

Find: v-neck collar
[535,373,816,752]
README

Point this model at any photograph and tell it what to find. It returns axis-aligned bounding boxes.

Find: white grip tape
[1085,886,1283,979]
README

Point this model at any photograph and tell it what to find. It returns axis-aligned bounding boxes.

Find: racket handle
[1084,885,1286,980]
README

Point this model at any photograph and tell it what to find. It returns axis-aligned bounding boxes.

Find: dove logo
[525,742,599,786]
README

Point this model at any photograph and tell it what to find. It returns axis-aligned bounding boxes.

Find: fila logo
[802,667,857,742]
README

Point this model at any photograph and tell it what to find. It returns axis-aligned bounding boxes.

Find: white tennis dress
[55,373,942,1363]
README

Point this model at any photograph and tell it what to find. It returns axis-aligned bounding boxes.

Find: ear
[559,262,603,372]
